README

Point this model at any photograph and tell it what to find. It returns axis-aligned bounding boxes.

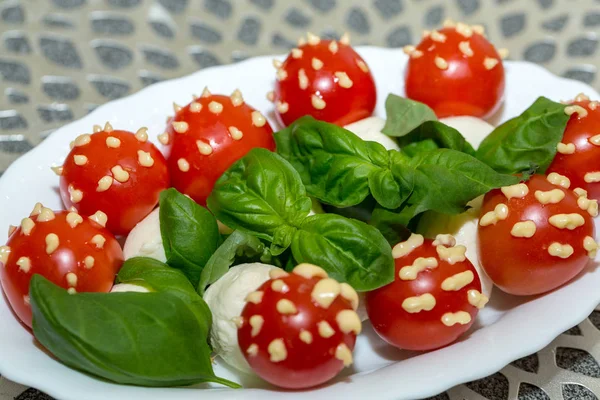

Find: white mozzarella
[123,208,166,262]
[344,117,400,151]
[439,116,495,149]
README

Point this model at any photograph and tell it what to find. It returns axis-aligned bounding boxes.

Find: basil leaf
[159,189,220,287]
[476,97,570,174]
[292,214,394,291]
[275,116,406,209]
[370,204,417,246]
[30,266,240,388]
[381,94,437,137]
[197,230,264,295]
[368,169,402,209]
[207,148,312,247]
[395,121,476,156]
[400,149,521,215]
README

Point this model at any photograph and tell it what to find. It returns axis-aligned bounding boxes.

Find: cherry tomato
[271,32,377,127]
[57,123,170,235]
[366,234,485,351]
[404,21,506,119]
[237,264,361,389]
[547,95,600,201]
[478,175,597,296]
[162,89,275,205]
[0,205,123,328]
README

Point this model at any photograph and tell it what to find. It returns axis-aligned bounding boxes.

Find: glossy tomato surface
[478,175,596,296]
[405,23,505,119]
[547,97,600,201]
[272,33,376,127]
[0,207,123,328]
[238,264,360,389]
[366,235,484,351]
[59,126,169,235]
[164,91,275,205]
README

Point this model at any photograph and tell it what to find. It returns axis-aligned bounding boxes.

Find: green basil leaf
[275,116,406,208]
[399,148,521,215]
[207,148,312,245]
[381,94,438,137]
[395,120,476,156]
[30,271,239,388]
[401,139,439,157]
[368,169,401,209]
[292,213,394,291]
[370,204,418,246]
[159,189,221,287]
[197,230,265,295]
[476,97,570,174]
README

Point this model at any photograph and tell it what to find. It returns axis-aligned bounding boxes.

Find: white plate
[0,47,599,400]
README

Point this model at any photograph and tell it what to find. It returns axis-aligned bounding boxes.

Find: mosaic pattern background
[0,0,600,399]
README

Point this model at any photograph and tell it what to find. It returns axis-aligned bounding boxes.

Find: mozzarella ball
[110,283,150,293]
[204,262,277,375]
[123,208,166,262]
[417,196,494,299]
[344,117,400,151]
[439,116,495,149]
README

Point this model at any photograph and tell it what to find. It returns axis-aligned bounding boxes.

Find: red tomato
[0,205,123,328]
[366,234,485,351]
[237,264,361,389]
[404,21,506,119]
[478,175,597,296]
[57,123,170,235]
[162,89,275,205]
[547,95,600,201]
[271,32,377,127]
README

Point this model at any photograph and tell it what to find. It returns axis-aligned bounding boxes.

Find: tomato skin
[0,208,123,328]
[273,36,377,127]
[405,25,505,119]
[547,98,600,201]
[478,175,595,296]
[238,265,360,389]
[60,128,170,235]
[366,236,483,351]
[164,92,275,205]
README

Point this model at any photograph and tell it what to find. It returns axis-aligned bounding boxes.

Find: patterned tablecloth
[1,0,600,399]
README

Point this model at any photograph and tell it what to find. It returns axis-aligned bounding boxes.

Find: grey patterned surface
[1,0,600,399]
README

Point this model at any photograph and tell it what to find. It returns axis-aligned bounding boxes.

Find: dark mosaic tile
[556,347,600,378]
[422,393,450,400]
[15,388,54,400]
[465,372,509,400]
[563,325,583,336]
[150,21,174,38]
[139,70,163,87]
[271,32,295,49]
[567,36,598,57]
[373,0,404,20]
[37,105,74,123]
[51,0,86,8]
[42,77,80,100]
[511,353,539,373]
[304,0,336,13]
[590,310,600,330]
[106,0,141,7]
[501,13,526,38]
[424,5,444,28]
[204,0,232,19]
[249,0,274,10]
[94,42,134,70]
[0,60,31,84]
[562,384,598,400]
[85,104,99,114]
[1,5,25,23]
[190,22,222,44]
[89,76,131,99]
[386,25,412,48]
[158,0,188,13]
[5,88,29,104]
[91,15,135,35]
[231,50,249,63]
[285,7,311,28]
[346,7,370,34]
[584,12,600,27]
[0,113,28,130]
[563,65,596,84]
[40,36,83,68]
[518,383,550,400]
[142,47,179,69]
[536,0,554,9]
[237,17,261,46]
[42,14,74,29]
[189,48,221,69]
[4,33,31,54]
[456,0,479,16]
[541,14,568,32]
[523,40,556,63]
[320,28,340,40]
